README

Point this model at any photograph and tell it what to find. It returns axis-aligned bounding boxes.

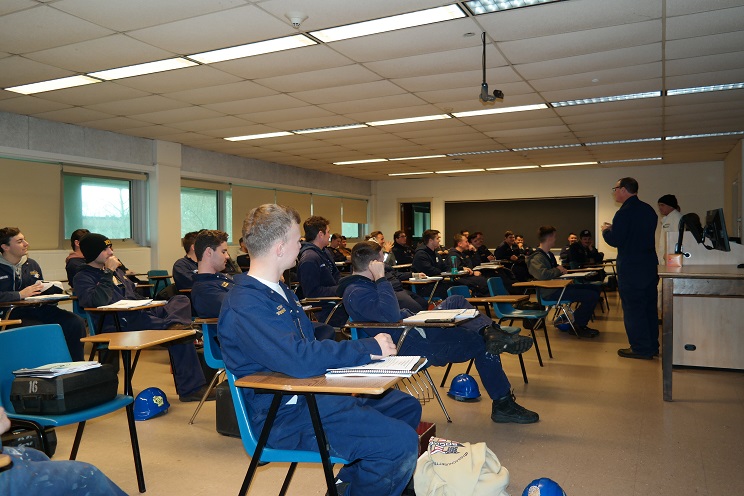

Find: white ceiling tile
[531,62,661,92]
[393,67,522,93]
[23,34,176,73]
[118,125,186,138]
[666,0,744,16]
[212,45,353,81]
[0,95,71,114]
[165,116,255,133]
[268,116,360,132]
[33,107,113,123]
[540,79,663,103]
[200,123,287,138]
[667,6,744,40]
[205,94,310,115]
[86,95,190,115]
[344,104,453,123]
[666,51,744,78]
[113,66,243,94]
[32,82,151,107]
[0,0,34,16]
[666,31,744,60]
[128,106,225,125]
[255,65,381,94]
[77,116,153,131]
[162,81,278,106]
[0,5,113,54]
[364,45,506,79]
[53,0,247,31]
[242,105,335,125]
[319,93,426,115]
[0,56,72,88]
[666,68,744,89]
[127,5,295,54]
[291,80,408,106]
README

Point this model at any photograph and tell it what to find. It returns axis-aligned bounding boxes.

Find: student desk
[84,301,168,334]
[465,295,529,318]
[0,319,22,330]
[80,328,195,493]
[235,372,402,496]
[402,278,441,305]
[0,295,72,321]
[513,279,575,331]
[393,263,412,270]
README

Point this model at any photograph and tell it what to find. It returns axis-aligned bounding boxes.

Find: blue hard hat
[134,387,170,421]
[447,373,481,401]
[522,478,566,496]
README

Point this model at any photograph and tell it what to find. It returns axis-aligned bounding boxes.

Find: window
[342,223,366,239]
[181,187,218,236]
[64,175,132,239]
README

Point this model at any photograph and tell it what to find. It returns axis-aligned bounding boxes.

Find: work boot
[491,392,539,424]
[484,324,533,355]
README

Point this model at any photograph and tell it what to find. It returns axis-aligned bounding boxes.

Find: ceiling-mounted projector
[478,32,503,106]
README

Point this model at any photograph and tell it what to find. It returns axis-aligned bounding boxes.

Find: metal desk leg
[122,350,146,493]
[240,394,283,496]
[662,278,673,401]
[305,394,339,495]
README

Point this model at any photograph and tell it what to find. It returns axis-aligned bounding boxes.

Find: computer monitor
[704,208,730,252]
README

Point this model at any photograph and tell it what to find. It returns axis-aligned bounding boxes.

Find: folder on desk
[401,309,478,324]
[97,299,166,310]
[560,271,596,278]
[326,356,427,377]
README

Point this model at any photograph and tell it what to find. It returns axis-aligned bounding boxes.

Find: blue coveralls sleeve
[297,257,338,297]
[412,249,442,277]
[172,258,196,290]
[602,207,629,248]
[343,278,404,325]
[73,268,125,308]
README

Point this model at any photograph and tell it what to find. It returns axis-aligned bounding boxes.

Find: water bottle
[450,255,458,274]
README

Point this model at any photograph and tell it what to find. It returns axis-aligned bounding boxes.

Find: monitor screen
[704,208,730,252]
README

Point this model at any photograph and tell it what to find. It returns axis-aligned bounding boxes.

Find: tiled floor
[47,292,744,495]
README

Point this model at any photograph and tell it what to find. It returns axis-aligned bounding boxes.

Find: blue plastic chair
[72,297,107,360]
[188,319,225,425]
[147,269,171,297]
[535,285,579,337]
[0,324,145,492]
[487,277,552,366]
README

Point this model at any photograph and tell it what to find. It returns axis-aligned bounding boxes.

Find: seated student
[411,229,451,298]
[567,229,605,282]
[0,227,85,361]
[236,238,250,271]
[326,233,349,263]
[219,204,422,496]
[341,241,538,424]
[191,230,335,341]
[391,230,414,265]
[0,407,126,496]
[297,216,348,326]
[172,231,199,290]
[73,233,212,403]
[559,232,578,266]
[338,235,352,259]
[515,234,534,256]
[64,228,90,286]
[494,231,530,281]
[368,231,396,265]
[468,231,495,265]
[446,233,489,296]
[527,226,602,338]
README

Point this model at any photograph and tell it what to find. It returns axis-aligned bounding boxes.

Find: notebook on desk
[401,309,478,324]
[325,356,427,377]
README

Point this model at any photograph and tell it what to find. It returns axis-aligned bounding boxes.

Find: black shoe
[326,479,349,496]
[576,326,599,338]
[484,325,533,355]
[617,347,653,360]
[179,385,217,402]
[491,392,539,424]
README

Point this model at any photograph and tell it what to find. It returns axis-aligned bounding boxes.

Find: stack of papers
[402,309,478,324]
[326,356,427,377]
[24,294,70,302]
[560,271,597,278]
[13,361,101,378]
[97,299,166,310]
[409,276,443,282]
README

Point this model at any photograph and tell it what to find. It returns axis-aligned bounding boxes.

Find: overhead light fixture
[600,157,662,164]
[294,124,367,134]
[434,168,485,174]
[388,171,435,176]
[309,5,465,43]
[540,161,596,168]
[585,137,662,146]
[512,143,582,151]
[447,149,509,156]
[667,82,744,96]
[665,131,744,140]
[224,131,293,141]
[453,103,547,118]
[486,165,540,171]
[367,114,451,126]
[89,58,197,80]
[551,91,661,107]
[5,75,101,95]
[389,155,446,161]
[333,158,388,165]
[464,0,565,15]
[189,35,316,64]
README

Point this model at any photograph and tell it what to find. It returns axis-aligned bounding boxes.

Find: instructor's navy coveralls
[218,274,421,496]
[602,195,659,356]
[340,275,512,400]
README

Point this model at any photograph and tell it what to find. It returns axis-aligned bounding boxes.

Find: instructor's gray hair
[242,204,301,257]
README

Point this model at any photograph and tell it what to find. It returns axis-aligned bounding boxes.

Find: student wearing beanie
[73,233,213,403]
[656,194,683,265]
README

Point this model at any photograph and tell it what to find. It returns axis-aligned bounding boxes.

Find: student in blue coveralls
[172,231,199,291]
[218,204,421,496]
[73,233,213,403]
[341,241,539,425]
[296,216,348,327]
[0,227,85,361]
[601,177,659,360]
[445,233,489,296]
[411,229,452,299]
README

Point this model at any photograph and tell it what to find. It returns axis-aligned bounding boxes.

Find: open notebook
[401,309,478,324]
[326,356,428,377]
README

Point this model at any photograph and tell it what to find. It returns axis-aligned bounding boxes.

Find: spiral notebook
[325,356,427,377]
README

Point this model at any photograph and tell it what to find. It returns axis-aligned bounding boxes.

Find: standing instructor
[601,177,659,360]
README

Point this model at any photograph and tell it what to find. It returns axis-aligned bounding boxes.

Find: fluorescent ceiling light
[389,155,446,161]
[310,5,465,43]
[334,158,388,165]
[585,137,662,146]
[665,131,744,140]
[512,143,582,151]
[486,165,540,171]
[388,171,435,176]
[189,35,316,64]
[89,58,196,80]
[551,91,661,107]
[453,103,548,118]
[667,82,744,96]
[294,124,367,134]
[367,114,451,126]
[448,149,509,156]
[434,168,485,174]
[600,157,662,164]
[224,131,293,141]
[5,75,100,95]
[540,161,596,168]
[464,0,564,15]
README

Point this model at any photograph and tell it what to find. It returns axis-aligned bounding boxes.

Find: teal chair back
[147,269,171,297]
[447,285,471,298]
[72,298,97,335]
[200,322,224,369]
[487,277,508,296]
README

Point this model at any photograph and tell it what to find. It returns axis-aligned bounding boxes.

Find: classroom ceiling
[1,0,743,181]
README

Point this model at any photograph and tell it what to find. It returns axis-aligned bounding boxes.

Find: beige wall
[371,161,725,258]
[723,140,743,238]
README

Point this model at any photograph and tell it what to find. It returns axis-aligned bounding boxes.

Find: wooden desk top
[658,265,744,279]
[148,275,171,280]
[513,279,572,288]
[346,321,459,329]
[393,264,412,269]
[466,295,529,304]
[403,278,441,284]
[0,319,22,327]
[0,295,72,307]
[84,301,167,312]
[81,329,196,350]
[301,296,342,302]
[235,371,400,395]
[194,317,218,325]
